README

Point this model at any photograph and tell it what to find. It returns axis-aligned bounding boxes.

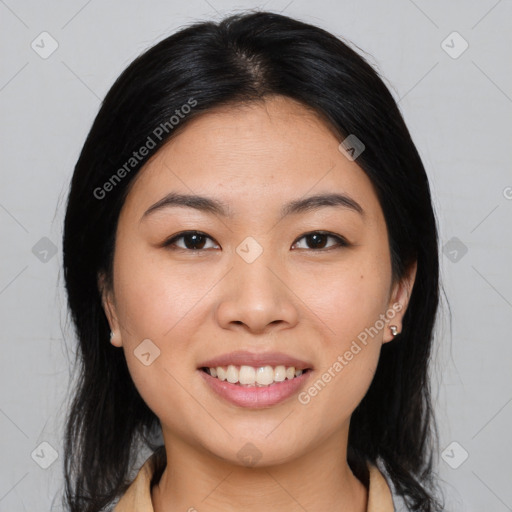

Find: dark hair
[62,10,443,512]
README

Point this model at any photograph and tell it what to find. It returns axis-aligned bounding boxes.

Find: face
[100,95,416,466]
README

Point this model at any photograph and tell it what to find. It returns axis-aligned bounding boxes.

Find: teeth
[274,365,286,382]
[256,366,274,385]
[239,365,256,385]
[204,364,308,386]
[226,365,238,384]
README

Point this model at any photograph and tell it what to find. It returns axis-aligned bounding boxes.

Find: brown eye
[292,231,348,251]
[164,231,218,251]
[163,230,348,252]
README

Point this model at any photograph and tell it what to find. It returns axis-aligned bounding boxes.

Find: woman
[62,10,444,512]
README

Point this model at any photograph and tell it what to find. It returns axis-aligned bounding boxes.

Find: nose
[215,248,299,335]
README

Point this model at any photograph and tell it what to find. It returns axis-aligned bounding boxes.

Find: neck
[151,429,367,512]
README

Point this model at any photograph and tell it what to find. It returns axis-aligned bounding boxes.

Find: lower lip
[198,369,312,408]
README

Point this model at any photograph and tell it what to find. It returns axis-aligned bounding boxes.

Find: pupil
[308,234,326,249]
[186,233,205,250]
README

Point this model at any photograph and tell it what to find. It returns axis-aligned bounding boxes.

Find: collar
[114,450,395,512]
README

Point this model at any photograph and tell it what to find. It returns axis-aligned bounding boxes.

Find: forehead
[120,96,383,225]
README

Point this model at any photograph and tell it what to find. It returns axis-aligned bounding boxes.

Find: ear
[383,260,417,344]
[97,272,123,347]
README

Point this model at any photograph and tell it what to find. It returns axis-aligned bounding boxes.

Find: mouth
[197,351,314,408]
[199,365,312,387]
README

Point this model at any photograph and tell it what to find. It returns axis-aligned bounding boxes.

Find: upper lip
[198,350,313,370]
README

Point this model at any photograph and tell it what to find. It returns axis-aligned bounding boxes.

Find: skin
[100,95,417,512]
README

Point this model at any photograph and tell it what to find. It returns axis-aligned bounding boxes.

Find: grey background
[1,0,511,510]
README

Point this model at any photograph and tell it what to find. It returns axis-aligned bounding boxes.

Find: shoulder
[367,461,396,512]
[113,448,165,512]
[367,460,414,512]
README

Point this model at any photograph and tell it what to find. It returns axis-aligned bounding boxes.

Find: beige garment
[114,450,395,512]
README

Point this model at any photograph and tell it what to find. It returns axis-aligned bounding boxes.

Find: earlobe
[383,260,417,344]
[109,329,122,347]
[97,273,123,347]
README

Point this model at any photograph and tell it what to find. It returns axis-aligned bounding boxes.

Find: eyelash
[162,230,350,252]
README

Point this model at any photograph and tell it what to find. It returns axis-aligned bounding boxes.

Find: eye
[162,230,349,252]
[291,231,349,251]
[163,231,219,251]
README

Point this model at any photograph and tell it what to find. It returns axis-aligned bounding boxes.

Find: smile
[198,366,312,408]
[200,364,311,387]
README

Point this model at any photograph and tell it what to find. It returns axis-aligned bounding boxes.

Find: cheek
[111,247,205,411]
[292,252,390,416]
[113,242,215,340]
[115,270,203,435]
[298,341,381,433]
[297,268,388,417]
[293,255,391,342]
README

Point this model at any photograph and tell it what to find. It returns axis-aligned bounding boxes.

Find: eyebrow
[141,191,365,221]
